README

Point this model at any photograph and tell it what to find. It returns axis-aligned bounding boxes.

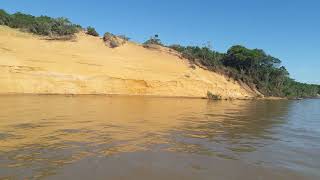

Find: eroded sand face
[0,26,254,99]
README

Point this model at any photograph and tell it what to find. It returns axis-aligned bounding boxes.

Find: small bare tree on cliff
[143,34,163,46]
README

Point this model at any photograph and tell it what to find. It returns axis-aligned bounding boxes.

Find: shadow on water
[0,96,315,179]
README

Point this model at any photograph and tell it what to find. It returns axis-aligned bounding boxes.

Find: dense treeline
[0,9,80,37]
[170,44,320,98]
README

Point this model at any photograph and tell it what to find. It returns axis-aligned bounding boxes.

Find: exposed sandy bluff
[0,26,257,99]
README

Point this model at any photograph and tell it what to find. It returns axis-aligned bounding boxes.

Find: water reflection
[0,96,318,179]
[167,100,291,159]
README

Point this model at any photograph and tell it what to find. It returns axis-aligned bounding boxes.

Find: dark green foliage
[222,45,319,98]
[224,45,281,71]
[170,44,319,98]
[33,16,54,36]
[50,17,79,36]
[8,12,36,29]
[0,9,81,37]
[282,80,319,98]
[207,91,222,100]
[86,26,99,36]
[223,45,287,96]
[0,9,10,25]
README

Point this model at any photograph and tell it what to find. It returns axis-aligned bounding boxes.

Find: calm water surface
[0,96,319,180]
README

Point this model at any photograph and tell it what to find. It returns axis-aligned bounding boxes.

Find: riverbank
[0,26,257,99]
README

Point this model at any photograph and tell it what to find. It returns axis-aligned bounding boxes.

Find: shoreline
[1,26,318,100]
[0,93,298,100]
[0,26,255,101]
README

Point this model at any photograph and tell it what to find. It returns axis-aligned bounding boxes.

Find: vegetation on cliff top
[1,9,319,98]
[143,35,163,46]
[103,32,128,48]
[0,9,81,37]
[86,26,99,37]
[170,44,320,98]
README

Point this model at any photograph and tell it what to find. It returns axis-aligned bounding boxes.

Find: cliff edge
[0,26,256,99]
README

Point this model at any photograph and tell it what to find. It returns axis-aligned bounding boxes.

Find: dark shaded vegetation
[170,44,320,98]
[0,9,81,37]
[0,9,10,25]
[86,26,99,36]
[207,91,222,100]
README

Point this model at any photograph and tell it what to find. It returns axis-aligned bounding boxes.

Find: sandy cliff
[0,26,256,99]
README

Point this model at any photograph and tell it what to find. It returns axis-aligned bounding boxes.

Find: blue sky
[1,0,319,84]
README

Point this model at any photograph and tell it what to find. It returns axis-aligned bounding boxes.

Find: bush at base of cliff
[207,91,222,100]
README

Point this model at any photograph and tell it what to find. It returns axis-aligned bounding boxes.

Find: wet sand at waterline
[0,96,319,179]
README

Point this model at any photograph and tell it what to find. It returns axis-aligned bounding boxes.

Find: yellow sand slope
[0,26,255,99]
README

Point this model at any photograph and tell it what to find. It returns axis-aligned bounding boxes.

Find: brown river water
[0,96,319,180]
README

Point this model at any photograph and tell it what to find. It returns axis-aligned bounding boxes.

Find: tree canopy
[171,44,319,98]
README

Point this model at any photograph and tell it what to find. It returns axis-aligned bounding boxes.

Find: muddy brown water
[0,96,319,180]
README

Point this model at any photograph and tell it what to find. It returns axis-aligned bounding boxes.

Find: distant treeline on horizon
[1,9,319,98]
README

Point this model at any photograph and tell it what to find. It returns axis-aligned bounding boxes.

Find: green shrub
[86,26,99,36]
[207,91,222,100]
[0,9,10,25]
[50,17,79,36]
[0,9,81,37]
